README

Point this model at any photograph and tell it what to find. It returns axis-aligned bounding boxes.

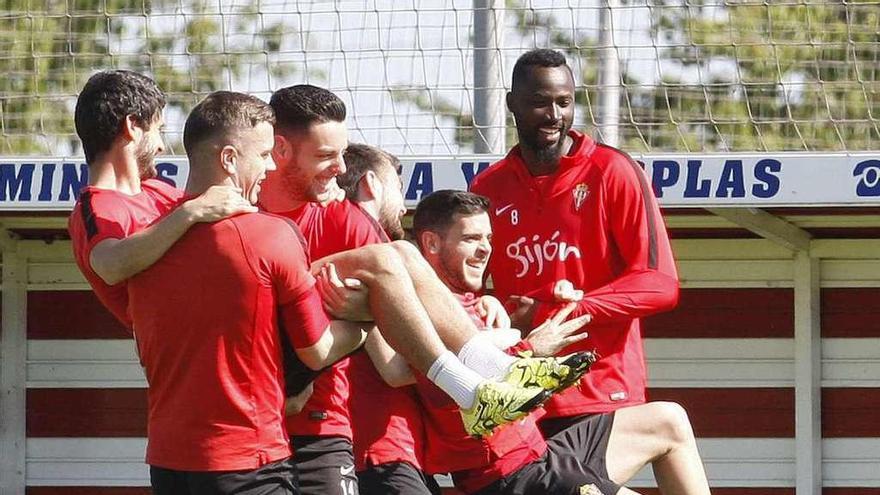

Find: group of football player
[69,49,712,495]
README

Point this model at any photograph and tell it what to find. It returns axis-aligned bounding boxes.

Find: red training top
[416,293,546,494]
[282,200,426,471]
[470,130,679,417]
[128,210,330,471]
[281,200,426,476]
[349,352,427,472]
[68,179,182,327]
[279,200,380,440]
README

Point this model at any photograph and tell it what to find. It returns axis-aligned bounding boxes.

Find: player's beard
[436,250,480,294]
[517,120,572,166]
[135,139,159,180]
[379,205,406,240]
[281,162,324,204]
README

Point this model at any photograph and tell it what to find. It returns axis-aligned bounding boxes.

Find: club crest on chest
[573,182,590,211]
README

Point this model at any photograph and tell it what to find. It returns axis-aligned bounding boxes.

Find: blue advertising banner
[1,153,878,210]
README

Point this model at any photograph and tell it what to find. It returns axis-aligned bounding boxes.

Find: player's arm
[364,330,416,388]
[278,286,369,370]
[522,303,591,355]
[272,219,370,370]
[298,319,370,370]
[90,185,256,285]
[565,158,679,324]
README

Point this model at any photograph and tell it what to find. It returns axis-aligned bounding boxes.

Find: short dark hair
[337,143,401,201]
[183,91,275,157]
[511,49,571,92]
[412,190,490,249]
[269,84,346,134]
[74,70,166,164]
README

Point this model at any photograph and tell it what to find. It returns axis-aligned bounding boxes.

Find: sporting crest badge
[573,182,590,211]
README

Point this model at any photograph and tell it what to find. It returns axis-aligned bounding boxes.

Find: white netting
[0,0,878,156]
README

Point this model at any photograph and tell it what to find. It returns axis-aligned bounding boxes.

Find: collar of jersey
[507,129,596,198]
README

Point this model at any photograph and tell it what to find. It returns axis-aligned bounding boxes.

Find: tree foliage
[1,2,876,154]
[0,0,291,154]
[413,1,879,152]
[646,1,880,151]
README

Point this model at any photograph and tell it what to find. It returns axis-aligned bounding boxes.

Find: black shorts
[357,461,441,495]
[537,413,599,439]
[292,435,359,495]
[150,457,297,495]
[474,413,619,495]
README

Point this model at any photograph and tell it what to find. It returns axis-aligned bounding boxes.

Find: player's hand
[507,295,538,331]
[553,279,584,302]
[476,295,511,329]
[525,303,591,357]
[315,262,373,322]
[185,185,257,222]
[284,383,314,416]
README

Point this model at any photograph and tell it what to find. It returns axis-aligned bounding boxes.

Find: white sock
[483,328,523,350]
[457,332,517,379]
[426,350,484,409]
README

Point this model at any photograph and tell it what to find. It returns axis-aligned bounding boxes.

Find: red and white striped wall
[1,210,879,494]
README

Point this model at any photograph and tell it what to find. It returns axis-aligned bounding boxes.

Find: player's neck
[87,151,142,195]
[356,198,380,222]
[185,169,232,199]
[520,151,560,177]
[259,177,306,213]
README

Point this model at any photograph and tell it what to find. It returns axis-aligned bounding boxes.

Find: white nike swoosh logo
[495,204,514,215]
[340,465,355,476]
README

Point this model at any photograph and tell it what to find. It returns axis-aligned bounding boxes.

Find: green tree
[405,2,879,152]
[651,1,880,151]
[0,0,292,155]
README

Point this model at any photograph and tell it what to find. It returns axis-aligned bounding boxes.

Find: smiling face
[279,120,348,203]
[507,65,575,165]
[232,121,277,204]
[431,212,493,293]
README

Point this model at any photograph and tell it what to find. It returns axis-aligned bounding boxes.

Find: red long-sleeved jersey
[280,200,426,473]
[470,130,679,417]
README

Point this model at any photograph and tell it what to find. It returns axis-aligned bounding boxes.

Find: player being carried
[334,143,440,495]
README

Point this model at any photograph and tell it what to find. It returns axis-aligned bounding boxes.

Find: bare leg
[388,240,482,352]
[318,243,448,373]
[318,242,573,388]
[605,402,711,495]
[314,244,564,429]
[377,242,524,381]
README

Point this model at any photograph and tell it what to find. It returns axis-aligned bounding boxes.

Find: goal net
[0,0,878,156]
